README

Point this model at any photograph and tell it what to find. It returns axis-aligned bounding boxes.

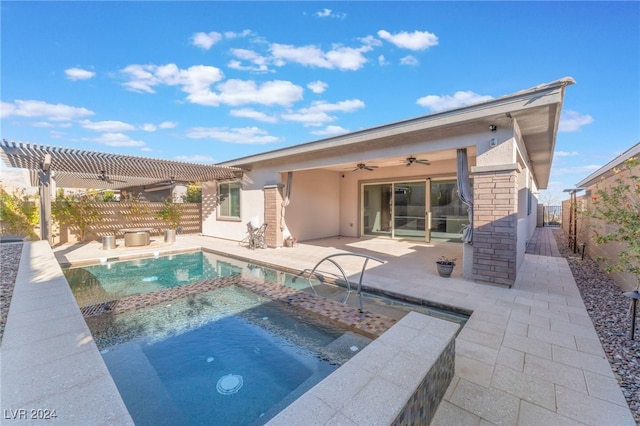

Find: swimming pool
[65,250,466,425]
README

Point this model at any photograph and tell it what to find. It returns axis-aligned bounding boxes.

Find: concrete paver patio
[3,228,635,425]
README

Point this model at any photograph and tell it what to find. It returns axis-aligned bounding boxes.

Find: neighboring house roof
[219,77,575,190]
[576,141,640,188]
[0,140,243,190]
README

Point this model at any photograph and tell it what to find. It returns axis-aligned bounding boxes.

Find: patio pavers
[50,228,636,425]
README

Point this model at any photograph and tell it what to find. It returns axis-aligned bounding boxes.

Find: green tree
[182,182,202,203]
[0,186,39,240]
[51,189,103,241]
[156,198,183,230]
[590,156,640,289]
[97,190,116,202]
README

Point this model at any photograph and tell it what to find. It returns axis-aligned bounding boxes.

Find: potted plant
[436,256,457,278]
[156,199,183,243]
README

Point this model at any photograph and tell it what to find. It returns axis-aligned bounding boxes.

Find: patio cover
[1,139,243,242]
[0,139,243,189]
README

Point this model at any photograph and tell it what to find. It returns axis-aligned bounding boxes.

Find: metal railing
[300,253,386,312]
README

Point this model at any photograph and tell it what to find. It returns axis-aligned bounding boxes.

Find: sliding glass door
[363,184,392,237]
[362,181,427,240]
[429,180,470,242]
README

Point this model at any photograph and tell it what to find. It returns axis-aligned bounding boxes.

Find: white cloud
[141,124,157,132]
[325,46,371,70]
[315,8,346,19]
[224,30,253,39]
[81,120,136,132]
[230,108,277,123]
[377,30,438,50]
[121,63,224,96]
[65,67,96,81]
[192,31,222,50]
[186,126,281,144]
[174,154,215,163]
[270,42,371,71]
[559,110,593,132]
[282,99,365,126]
[159,121,177,129]
[307,99,365,113]
[307,80,328,94]
[400,55,419,66]
[0,100,94,121]
[311,125,349,136]
[93,133,145,147]
[416,91,493,111]
[359,35,383,48]
[228,48,271,72]
[204,79,303,107]
[378,55,389,66]
[554,151,580,157]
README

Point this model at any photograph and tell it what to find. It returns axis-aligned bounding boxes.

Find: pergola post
[39,154,52,244]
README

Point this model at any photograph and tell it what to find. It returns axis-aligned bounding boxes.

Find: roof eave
[219,77,574,171]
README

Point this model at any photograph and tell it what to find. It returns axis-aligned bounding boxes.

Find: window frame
[217,181,242,221]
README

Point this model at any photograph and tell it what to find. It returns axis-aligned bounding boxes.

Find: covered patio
[213,78,576,287]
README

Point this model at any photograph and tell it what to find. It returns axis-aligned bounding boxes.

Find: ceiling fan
[353,163,378,171]
[405,156,431,167]
[97,171,126,183]
[80,171,126,184]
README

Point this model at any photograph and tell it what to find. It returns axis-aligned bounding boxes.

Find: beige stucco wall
[284,169,341,241]
[202,178,266,241]
[564,163,639,292]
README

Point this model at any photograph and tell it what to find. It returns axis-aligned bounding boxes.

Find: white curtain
[456,148,474,243]
[280,172,293,237]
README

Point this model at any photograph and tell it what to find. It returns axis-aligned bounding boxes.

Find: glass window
[218,182,241,219]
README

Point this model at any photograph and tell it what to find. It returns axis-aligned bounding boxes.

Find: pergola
[1,140,243,241]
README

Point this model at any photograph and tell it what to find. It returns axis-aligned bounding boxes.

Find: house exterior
[565,142,640,292]
[204,78,574,287]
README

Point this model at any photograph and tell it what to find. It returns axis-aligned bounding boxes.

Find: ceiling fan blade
[354,162,378,171]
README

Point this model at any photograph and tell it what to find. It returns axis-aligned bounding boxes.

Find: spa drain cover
[216,374,243,395]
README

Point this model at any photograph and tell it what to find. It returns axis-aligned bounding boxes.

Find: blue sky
[1,1,638,202]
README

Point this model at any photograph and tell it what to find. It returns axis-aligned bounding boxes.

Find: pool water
[88,285,369,426]
[64,251,242,306]
[66,250,466,425]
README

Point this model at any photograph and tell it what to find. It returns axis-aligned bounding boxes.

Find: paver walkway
[525,226,562,257]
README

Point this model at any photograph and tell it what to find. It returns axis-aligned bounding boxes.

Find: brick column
[263,184,284,248]
[471,167,519,286]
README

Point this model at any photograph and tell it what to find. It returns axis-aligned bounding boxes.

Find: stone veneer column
[263,184,284,248]
[471,166,519,286]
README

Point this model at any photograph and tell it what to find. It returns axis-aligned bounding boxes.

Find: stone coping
[268,312,459,425]
[0,241,133,425]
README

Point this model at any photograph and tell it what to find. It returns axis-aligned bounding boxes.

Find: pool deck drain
[79,273,397,339]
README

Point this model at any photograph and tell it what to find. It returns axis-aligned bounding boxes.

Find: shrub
[51,189,103,241]
[0,186,39,240]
